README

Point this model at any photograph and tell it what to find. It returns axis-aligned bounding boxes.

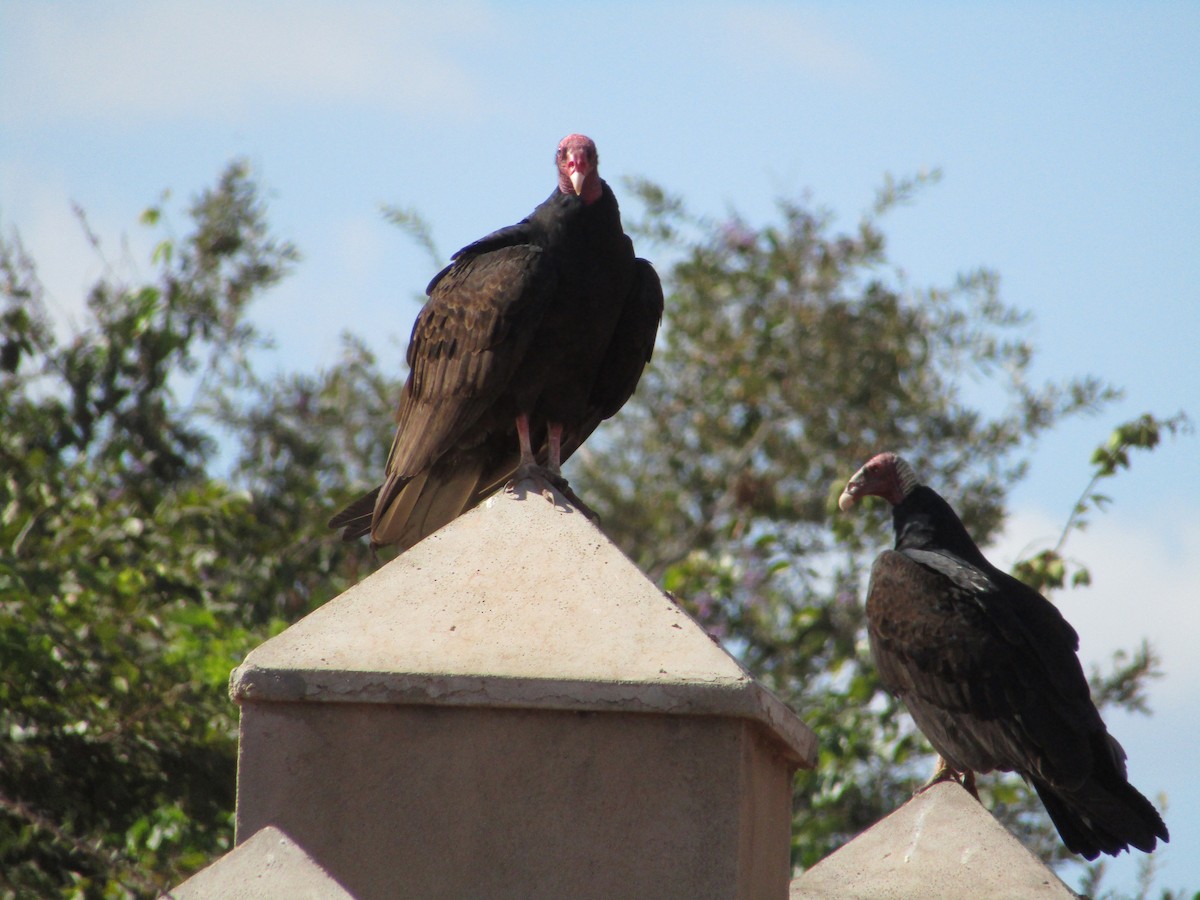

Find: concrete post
[230,483,817,899]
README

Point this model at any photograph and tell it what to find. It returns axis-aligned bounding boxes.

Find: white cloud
[990,504,1200,713]
[0,1,496,125]
[706,7,879,89]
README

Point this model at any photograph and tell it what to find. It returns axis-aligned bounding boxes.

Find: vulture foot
[918,756,979,801]
[505,466,600,522]
[507,463,560,503]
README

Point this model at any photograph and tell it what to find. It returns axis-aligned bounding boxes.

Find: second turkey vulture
[329,134,663,551]
[838,451,1168,860]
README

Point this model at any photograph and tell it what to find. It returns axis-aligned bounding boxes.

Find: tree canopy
[0,162,1185,897]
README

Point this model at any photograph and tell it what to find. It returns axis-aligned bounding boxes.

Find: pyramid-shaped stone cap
[789,782,1079,898]
[231,482,816,767]
[166,826,352,899]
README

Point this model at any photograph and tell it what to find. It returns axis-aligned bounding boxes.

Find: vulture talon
[504,467,599,520]
[507,463,555,494]
[917,757,979,801]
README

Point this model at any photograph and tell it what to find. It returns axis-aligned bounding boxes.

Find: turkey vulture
[329,134,663,551]
[838,451,1168,860]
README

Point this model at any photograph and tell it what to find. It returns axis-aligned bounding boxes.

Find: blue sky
[2,2,1197,893]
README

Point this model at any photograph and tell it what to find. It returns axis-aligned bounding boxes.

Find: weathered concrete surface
[231,482,815,899]
[166,825,351,899]
[789,782,1079,899]
[237,704,795,899]
[231,482,814,766]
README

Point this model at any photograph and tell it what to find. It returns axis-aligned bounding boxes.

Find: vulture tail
[328,487,381,542]
[1032,766,1168,860]
[371,461,483,552]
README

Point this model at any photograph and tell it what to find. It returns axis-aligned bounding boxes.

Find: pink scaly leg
[516,413,537,468]
[508,413,556,502]
[547,423,564,475]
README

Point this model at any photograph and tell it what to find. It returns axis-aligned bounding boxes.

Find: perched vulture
[838,451,1168,860]
[330,134,663,551]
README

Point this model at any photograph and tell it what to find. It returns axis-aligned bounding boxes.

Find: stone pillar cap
[790,782,1080,898]
[231,482,816,767]
[166,826,351,899]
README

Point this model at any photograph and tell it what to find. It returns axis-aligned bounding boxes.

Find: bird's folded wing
[384,244,555,481]
[867,549,1094,781]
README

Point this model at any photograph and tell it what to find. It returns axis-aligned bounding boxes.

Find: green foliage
[0,162,376,897]
[1013,412,1190,594]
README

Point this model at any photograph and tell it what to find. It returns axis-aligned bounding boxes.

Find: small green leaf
[151,239,174,266]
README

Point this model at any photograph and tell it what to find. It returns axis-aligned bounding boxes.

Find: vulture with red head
[330,134,662,551]
[839,451,1168,860]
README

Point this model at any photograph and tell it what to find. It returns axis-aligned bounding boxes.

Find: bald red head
[556,133,602,204]
[838,452,920,512]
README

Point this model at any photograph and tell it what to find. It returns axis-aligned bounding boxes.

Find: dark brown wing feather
[866,549,1094,783]
[579,259,663,424]
[326,487,379,541]
[327,244,554,548]
[385,245,554,480]
[366,246,554,541]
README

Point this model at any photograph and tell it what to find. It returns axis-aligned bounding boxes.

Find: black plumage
[839,451,1168,860]
[330,134,662,550]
